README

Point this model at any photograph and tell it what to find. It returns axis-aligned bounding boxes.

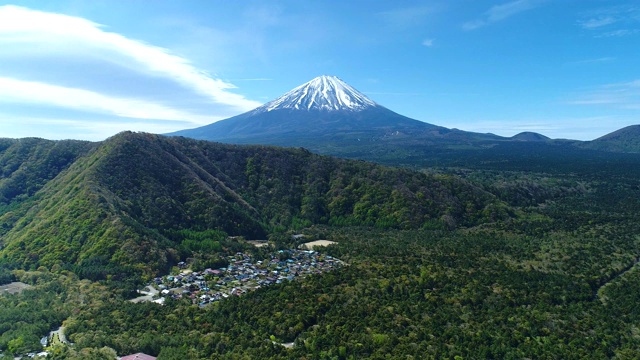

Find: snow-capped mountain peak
[254,75,377,113]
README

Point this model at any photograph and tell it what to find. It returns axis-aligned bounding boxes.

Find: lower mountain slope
[0,137,93,208]
[169,106,509,155]
[585,125,640,152]
[0,132,509,282]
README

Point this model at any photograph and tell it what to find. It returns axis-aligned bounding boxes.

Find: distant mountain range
[168,76,515,148]
[168,75,640,155]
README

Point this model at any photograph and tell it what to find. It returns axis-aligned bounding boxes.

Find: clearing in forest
[0,282,32,295]
[300,240,338,250]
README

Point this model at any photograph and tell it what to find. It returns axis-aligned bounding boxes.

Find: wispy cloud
[0,77,217,124]
[578,5,640,36]
[579,16,616,29]
[596,29,640,38]
[224,78,273,82]
[422,38,434,47]
[0,116,188,141]
[569,79,640,110]
[0,5,261,122]
[463,0,542,30]
[565,57,616,65]
[379,5,434,28]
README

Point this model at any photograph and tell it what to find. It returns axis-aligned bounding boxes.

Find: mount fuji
[168,76,512,149]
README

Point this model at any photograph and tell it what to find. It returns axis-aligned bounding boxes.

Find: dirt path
[595,257,640,303]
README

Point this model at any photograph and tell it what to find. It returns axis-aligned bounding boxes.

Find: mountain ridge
[169,75,640,155]
[585,125,640,152]
[167,75,508,147]
[511,132,550,141]
[0,132,509,282]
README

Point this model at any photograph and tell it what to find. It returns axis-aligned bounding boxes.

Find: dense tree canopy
[0,133,506,282]
[1,132,640,358]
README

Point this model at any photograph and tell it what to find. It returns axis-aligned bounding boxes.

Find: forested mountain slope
[585,125,640,153]
[0,132,508,282]
[0,138,93,208]
[63,175,640,359]
[3,132,640,358]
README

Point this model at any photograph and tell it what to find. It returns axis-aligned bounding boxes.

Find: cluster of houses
[142,249,344,307]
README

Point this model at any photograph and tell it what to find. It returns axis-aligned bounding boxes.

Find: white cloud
[462,20,486,31]
[569,79,640,110]
[463,0,541,30]
[379,6,434,28]
[579,16,616,29]
[596,29,640,37]
[422,38,434,47]
[578,5,640,36]
[0,77,218,124]
[0,5,262,112]
[225,78,273,82]
[486,0,538,21]
[565,57,616,65]
[0,116,186,141]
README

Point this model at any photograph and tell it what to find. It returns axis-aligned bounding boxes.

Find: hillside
[3,133,640,358]
[585,125,640,152]
[0,132,508,282]
[511,132,550,141]
[0,138,93,208]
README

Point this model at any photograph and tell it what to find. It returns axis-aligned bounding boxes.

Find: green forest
[1,132,640,359]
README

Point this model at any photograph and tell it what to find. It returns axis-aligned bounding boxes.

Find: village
[132,247,345,307]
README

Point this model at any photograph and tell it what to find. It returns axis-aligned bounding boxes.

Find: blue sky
[0,0,639,141]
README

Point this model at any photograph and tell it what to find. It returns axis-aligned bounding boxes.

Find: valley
[1,77,640,359]
[1,131,640,359]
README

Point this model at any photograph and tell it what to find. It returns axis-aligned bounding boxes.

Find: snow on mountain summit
[254,75,377,113]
